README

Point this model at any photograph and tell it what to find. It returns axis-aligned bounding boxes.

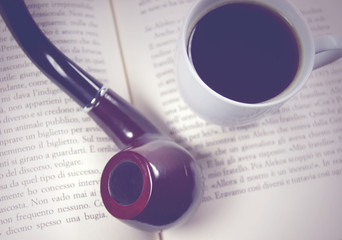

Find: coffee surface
[188,3,300,103]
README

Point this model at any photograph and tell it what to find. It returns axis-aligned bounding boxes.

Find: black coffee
[188,3,300,103]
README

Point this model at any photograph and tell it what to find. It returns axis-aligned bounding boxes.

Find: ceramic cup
[176,0,342,125]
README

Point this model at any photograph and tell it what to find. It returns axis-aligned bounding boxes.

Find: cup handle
[314,35,342,69]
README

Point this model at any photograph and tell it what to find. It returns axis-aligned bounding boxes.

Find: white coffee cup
[175,0,342,125]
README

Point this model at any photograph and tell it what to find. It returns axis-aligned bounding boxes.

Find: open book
[1,0,342,239]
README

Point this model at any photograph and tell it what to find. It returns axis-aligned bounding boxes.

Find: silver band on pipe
[83,86,108,112]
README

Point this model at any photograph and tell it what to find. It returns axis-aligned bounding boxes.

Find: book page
[112,0,342,239]
[0,0,157,239]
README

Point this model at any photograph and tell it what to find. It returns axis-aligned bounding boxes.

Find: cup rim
[179,0,315,109]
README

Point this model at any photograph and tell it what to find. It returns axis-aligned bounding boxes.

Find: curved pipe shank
[0,0,161,148]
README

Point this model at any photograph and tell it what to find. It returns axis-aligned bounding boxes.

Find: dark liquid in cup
[188,3,300,103]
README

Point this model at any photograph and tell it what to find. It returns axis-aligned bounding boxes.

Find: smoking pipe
[0,0,202,232]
